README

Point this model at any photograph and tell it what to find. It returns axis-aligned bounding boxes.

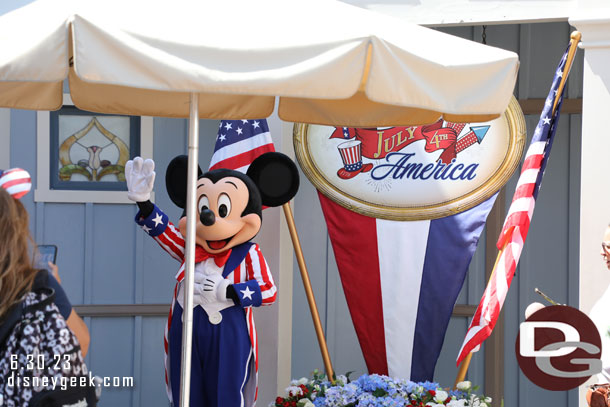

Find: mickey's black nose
[200,209,216,226]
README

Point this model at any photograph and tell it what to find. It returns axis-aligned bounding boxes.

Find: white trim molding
[0,108,9,169]
[35,94,153,204]
[570,15,610,49]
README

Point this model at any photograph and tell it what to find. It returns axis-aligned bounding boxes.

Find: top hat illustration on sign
[337,140,373,179]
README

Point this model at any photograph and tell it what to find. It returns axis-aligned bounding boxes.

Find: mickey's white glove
[201,272,231,303]
[125,157,155,202]
[179,273,231,309]
[187,272,233,324]
[192,273,216,306]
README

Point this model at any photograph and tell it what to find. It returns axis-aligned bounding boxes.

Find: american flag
[0,168,31,199]
[209,119,275,172]
[456,44,571,365]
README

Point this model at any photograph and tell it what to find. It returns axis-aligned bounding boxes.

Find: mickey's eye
[218,193,231,218]
[198,195,210,213]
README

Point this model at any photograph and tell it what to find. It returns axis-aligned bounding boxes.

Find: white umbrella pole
[179,92,199,407]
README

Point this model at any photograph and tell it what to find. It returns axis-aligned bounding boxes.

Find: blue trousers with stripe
[169,304,253,407]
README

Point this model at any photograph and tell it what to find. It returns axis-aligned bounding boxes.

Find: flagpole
[282,203,335,383]
[452,30,581,389]
[553,31,582,113]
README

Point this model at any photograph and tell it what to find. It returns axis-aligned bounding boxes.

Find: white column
[570,9,610,315]
[570,6,610,406]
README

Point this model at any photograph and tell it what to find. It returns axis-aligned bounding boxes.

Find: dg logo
[515,305,602,391]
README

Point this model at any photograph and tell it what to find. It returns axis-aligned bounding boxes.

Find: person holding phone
[0,172,89,356]
[36,259,90,356]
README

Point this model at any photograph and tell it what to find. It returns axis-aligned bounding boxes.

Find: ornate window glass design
[50,106,140,191]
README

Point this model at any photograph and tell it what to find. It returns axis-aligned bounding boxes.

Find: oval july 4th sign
[293,97,526,220]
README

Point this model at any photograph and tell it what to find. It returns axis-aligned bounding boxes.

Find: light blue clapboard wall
[9,110,221,406]
[291,21,582,407]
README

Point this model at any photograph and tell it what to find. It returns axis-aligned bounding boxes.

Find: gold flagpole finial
[571,31,582,42]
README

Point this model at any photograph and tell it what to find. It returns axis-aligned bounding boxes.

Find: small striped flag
[209,119,275,172]
[457,43,571,365]
[0,168,31,199]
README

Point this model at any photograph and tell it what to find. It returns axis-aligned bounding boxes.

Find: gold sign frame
[293,97,526,221]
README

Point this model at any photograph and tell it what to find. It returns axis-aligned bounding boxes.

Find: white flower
[434,390,449,403]
[336,374,348,385]
[290,377,310,386]
[447,400,467,407]
[425,403,444,407]
[456,381,472,391]
[297,399,314,407]
[285,386,303,397]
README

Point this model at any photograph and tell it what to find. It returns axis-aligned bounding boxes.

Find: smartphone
[34,244,57,270]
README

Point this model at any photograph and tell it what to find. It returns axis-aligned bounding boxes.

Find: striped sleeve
[135,204,185,262]
[233,244,277,307]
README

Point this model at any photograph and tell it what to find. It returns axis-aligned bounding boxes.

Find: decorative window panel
[35,94,154,204]
[50,106,140,191]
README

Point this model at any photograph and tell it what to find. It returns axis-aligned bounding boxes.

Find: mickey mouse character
[125,153,299,407]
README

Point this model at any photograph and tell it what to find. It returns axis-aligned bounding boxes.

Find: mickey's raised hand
[125,157,155,202]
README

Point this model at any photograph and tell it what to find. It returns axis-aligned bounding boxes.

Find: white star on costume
[152,213,164,227]
[236,127,243,135]
[219,134,226,142]
[252,120,260,129]
[142,225,152,233]
[241,119,248,124]
[224,122,233,131]
[542,117,551,125]
[240,287,254,300]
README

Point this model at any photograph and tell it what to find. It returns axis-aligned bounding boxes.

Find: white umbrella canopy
[0,0,518,127]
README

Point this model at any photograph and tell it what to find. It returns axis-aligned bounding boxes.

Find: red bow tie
[195,246,231,268]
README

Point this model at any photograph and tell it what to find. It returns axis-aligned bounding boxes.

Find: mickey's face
[178,176,261,253]
[166,152,299,253]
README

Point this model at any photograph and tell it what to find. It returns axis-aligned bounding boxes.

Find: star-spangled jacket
[135,204,277,402]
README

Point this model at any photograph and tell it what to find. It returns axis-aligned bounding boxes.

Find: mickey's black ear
[247,152,299,207]
[165,155,203,209]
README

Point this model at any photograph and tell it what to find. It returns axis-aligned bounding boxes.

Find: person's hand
[125,157,155,202]
[48,261,60,284]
